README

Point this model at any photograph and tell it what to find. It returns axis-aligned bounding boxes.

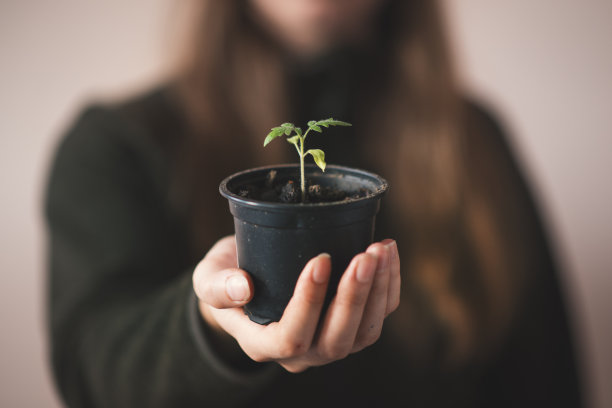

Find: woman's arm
[45,106,275,408]
[462,102,583,407]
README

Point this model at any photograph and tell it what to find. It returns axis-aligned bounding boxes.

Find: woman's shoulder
[55,85,184,171]
[114,85,186,148]
[459,97,522,174]
[461,97,509,144]
[47,85,187,207]
[67,85,182,147]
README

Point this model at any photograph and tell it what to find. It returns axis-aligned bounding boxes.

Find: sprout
[263,118,352,202]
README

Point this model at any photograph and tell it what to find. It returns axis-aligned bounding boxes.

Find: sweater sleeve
[45,106,277,408]
[462,103,583,407]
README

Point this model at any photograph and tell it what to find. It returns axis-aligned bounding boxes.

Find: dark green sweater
[45,86,582,407]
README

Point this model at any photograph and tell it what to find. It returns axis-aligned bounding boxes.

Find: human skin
[193,236,400,372]
[248,0,388,58]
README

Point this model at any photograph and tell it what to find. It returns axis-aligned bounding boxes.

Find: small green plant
[264,118,352,202]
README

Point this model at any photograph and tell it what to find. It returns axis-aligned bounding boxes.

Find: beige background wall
[1,1,610,407]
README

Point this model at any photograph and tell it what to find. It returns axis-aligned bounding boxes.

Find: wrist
[197,299,262,371]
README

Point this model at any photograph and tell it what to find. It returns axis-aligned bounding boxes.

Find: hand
[192,235,400,373]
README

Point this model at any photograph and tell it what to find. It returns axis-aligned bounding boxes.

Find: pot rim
[219,164,388,210]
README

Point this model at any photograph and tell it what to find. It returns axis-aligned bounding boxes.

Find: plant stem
[299,129,311,203]
[300,136,306,202]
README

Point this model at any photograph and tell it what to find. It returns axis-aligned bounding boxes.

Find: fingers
[351,242,392,353]
[382,239,401,315]
[255,254,331,360]
[267,254,331,359]
[203,235,239,267]
[315,253,378,361]
[213,254,331,364]
[194,266,253,309]
[194,237,400,373]
[193,235,254,309]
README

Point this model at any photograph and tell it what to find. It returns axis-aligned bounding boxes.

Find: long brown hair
[171,0,520,367]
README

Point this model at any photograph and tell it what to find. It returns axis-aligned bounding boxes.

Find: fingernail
[378,247,390,271]
[226,275,249,302]
[356,255,376,283]
[385,240,397,259]
[313,253,331,284]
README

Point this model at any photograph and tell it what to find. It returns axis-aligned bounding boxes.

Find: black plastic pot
[219,164,388,324]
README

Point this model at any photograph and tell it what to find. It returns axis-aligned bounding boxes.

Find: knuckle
[193,267,219,306]
[192,267,205,299]
[387,298,400,315]
[317,343,350,362]
[366,242,384,254]
[337,291,369,309]
[277,338,307,359]
[351,343,366,353]
[280,363,308,374]
[357,330,381,349]
[195,281,214,305]
[245,350,268,363]
[298,286,325,306]
[275,326,310,359]
[237,342,270,364]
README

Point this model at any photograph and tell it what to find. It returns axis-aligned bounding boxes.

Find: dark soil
[237,170,369,204]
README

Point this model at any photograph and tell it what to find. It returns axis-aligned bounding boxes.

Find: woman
[45,0,583,407]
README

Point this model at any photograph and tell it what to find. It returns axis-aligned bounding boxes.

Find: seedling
[263,118,352,202]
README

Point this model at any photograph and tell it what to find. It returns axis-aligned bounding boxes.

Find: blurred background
[0,0,610,407]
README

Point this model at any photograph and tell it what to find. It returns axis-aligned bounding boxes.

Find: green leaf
[263,127,285,146]
[306,149,326,172]
[286,135,300,146]
[307,120,317,127]
[280,122,295,136]
[286,135,301,155]
[316,118,352,128]
[310,125,322,132]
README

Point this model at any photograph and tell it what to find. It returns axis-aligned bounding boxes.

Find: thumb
[193,266,253,309]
